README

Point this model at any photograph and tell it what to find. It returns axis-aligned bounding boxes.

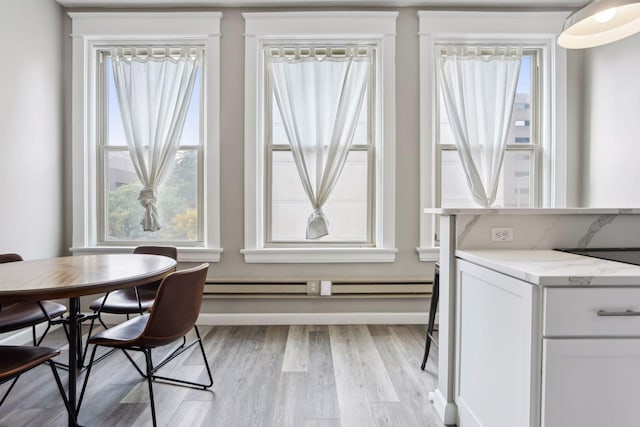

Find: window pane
[440,54,533,147]
[270,150,368,242]
[509,54,533,144]
[105,56,201,147]
[270,80,369,146]
[502,150,534,208]
[440,149,534,208]
[106,57,127,147]
[105,149,199,241]
[440,150,477,208]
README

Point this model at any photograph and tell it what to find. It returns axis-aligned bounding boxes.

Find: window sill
[241,247,397,263]
[416,247,440,262]
[70,246,223,263]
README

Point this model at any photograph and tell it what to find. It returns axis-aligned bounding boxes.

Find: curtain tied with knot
[138,186,159,231]
[438,45,522,207]
[111,46,200,232]
[268,45,370,239]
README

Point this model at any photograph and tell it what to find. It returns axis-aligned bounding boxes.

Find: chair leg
[80,315,97,366]
[35,322,52,346]
[421,268,440,371]
[195,326,214,388]
[49,361,77,424]
[144,350,158,427]
[0,376,20,407]
[78,345,99,412]
[149,326,214,389]
[121,348,148,378]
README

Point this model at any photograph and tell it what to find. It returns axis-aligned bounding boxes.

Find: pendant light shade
[558,0,640,49]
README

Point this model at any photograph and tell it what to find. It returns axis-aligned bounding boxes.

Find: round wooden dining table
[0,254,177,427]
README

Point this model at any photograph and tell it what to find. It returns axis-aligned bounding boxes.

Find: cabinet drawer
[544,288,640,336]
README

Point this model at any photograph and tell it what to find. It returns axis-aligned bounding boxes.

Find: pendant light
[558,0,640,48]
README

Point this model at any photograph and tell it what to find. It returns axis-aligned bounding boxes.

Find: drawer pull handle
[597,309,640,317]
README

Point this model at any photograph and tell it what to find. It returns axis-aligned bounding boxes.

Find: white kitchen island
[426,208,640,426]
[456,249,640,427]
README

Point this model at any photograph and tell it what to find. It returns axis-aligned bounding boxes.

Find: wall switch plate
[320,280,332,296]
[491,227,514,242]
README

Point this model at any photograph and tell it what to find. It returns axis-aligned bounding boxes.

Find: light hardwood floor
[0,324,443,427]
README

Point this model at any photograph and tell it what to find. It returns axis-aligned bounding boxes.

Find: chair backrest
[133,246,178,260]
[137,263,208,347]
[133,247,178,292]
[0,254,23,264]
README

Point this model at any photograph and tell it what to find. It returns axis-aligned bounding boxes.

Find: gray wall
[213,8,425,280]
[0,0,65,260]
[580,33,640,207]
[62,7,433,282]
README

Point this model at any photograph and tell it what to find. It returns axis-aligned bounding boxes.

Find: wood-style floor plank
[0,324,443,427]
[281,325,309,372]
[305,328,340,421]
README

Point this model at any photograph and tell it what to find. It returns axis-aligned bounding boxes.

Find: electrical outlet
[307,281,320,295]
[491,227,514,242]
[320,280,332,296]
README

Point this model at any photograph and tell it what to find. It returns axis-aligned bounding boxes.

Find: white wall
[0,0,65,259]
[581,33,640,207]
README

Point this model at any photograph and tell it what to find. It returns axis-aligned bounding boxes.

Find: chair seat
[0,346,60,380]
[0,301,67,334]
[88,313,183,348]
[88,314,149,347]
[89,288,156,314]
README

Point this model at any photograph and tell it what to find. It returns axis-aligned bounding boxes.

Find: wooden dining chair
[0,345,73,422]
[0,254,67,347]
[78,263,212,427]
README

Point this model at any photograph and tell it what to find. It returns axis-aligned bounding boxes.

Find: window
[266,45,374,245]
[417,11,569,259]
[437,50,540,209]
[242,12,398,263]
[99,48,203,243]
[69,12,222,262]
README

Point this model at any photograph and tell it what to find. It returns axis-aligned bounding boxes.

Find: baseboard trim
[0,312,436,343]
[196,312,429,325]
[98,311,435,326]
[431,388,458,425]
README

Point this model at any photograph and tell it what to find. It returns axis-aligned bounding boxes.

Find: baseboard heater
[203,277,433,298]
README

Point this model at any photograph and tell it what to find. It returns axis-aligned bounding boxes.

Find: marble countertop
[425,208,640,215]
[456,249,640,287]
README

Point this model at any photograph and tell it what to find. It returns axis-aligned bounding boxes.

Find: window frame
[416,11,569,261]
[242,12,398,263]
[69,12,222,262]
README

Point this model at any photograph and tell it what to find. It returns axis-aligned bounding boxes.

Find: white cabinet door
[456,259,538,427]
[543,339,640,427]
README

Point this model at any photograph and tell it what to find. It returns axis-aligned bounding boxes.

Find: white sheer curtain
[268,47,369,239]
[438,46,522,207]
[111,47,199,232]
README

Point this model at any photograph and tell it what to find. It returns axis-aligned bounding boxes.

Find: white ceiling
[56,0,588,8]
